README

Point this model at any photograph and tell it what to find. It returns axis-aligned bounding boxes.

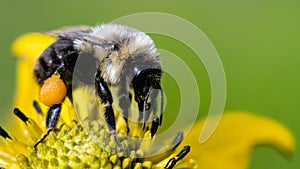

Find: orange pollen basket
[39,74,67,107]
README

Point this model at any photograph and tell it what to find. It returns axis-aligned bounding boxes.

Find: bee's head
[131,68,162,102]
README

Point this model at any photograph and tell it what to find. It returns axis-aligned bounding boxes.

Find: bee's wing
[42,26,107,47]
[43,25,92,37]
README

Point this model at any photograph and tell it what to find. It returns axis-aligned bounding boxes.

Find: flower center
[17,120,153,169]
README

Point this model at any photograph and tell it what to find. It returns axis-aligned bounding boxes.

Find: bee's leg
[34,104,62,149]
[118,76,131,133]
[150,115,159,137]
[159,88,164,125]
[45,104,62,129]
[165,145,191,169]
[142,88,152,130]
[148,88,164,137]
[148,88,159,131]
[135,85,154,131]
[95,69,121,150]
[149,88,159,114]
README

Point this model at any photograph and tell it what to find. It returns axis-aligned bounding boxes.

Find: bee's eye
[106,44,120,51]
[111,44,120,51]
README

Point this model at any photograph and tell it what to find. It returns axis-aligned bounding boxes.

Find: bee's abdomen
[34,38,79,86]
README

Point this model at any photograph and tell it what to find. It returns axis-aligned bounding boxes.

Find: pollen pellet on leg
[39,74,67,107]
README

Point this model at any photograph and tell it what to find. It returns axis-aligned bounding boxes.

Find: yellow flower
[0,33,295,169]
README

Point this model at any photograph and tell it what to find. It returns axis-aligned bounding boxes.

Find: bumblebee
[33,24,164,148]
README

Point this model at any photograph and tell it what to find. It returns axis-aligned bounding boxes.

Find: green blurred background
[0,0,299,168]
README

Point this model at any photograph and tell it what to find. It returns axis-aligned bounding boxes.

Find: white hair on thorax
[91,24,157,57]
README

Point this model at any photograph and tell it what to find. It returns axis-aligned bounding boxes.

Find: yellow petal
[180,112,295,169]
[12,33,56,60]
